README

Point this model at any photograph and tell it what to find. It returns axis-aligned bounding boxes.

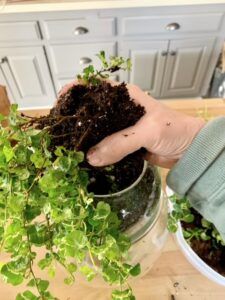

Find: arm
[167,116,225,240]
[60,81,225,239]
[87,83,205,168]
[86,84,225,240]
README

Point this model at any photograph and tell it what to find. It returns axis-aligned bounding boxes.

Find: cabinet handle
[166,23,180,31]
[74,26,89,35]
[170,51,177,56]
[0,57,8,64]
[79,57,92,65]
[161,51,168,57]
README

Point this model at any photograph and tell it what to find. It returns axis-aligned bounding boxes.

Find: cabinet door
[0,66,14,104]
[0,46,55,109]
[161,38,215,98]
[120,41,168,98]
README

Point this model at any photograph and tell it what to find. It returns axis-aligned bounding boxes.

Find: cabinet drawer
[44,18,115,40]
[0,22,41,42]
[122,13,223,36]
[50,42,116,77]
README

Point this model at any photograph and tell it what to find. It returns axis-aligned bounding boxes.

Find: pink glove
[86,84,205,168]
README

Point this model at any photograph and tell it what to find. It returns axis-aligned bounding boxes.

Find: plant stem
[22,151,47,299]
[45,215,76,281]
[24,218,44,300]
[0,175,11,253]
[88,249,97,270]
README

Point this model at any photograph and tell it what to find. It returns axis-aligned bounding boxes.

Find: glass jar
[86,161,168,286]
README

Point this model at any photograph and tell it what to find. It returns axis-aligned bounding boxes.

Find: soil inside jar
[182,209,225,276]
[36,81,153,229]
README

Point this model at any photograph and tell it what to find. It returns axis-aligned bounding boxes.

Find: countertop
[0,98,224,299]
[19,98,225,300]
[1,0,225,14]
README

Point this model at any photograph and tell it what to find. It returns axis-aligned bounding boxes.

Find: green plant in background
[167,194,194,233]
[77,51,131,85]
[167,194,225,246]
[0,105,140,300]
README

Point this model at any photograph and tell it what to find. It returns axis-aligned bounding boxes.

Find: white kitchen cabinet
[0,46,55,108]
[44,18,115,40]
[50,42,116,78]
[121,37,216,98]
[0,66,14,103]
[120,40,168,98]
[0,21,41,43]
[0,4,224,108]
[121,41,168,97]
[121,13,223,36]
[160,37,215,98]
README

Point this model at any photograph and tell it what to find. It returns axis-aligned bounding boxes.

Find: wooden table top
[1,98,224,299]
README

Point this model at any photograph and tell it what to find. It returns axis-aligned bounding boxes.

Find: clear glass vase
[86,161,168,286]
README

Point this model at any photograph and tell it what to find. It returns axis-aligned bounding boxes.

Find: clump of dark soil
[182,210,225,276]
[87,152,145,195]
[37,81,146,195]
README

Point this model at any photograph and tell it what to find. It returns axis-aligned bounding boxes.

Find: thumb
[87,125,143,166]
[58,80,78,97]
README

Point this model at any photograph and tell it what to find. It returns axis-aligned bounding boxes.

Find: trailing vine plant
[77,51,131,85]
[0,53,141,300]
[168,194,225,246]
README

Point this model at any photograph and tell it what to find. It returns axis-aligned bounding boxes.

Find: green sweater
[167,116,225,240]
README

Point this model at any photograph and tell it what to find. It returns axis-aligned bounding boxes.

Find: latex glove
[86,84,205,169]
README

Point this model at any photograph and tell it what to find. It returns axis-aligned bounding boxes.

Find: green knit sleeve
[167,116,225,240]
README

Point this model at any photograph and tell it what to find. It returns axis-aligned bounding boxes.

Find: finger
[126,84,158,108]
[145,153,178,169]
[58,80,78,98]
[87,125,143,166]
[105,79,120,86]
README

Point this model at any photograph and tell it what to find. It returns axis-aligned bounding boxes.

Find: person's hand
[57,80,77,98]
[86,83,205,169]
